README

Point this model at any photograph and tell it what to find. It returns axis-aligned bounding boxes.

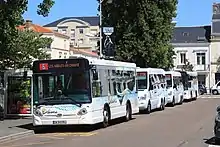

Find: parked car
[198,84,207,95]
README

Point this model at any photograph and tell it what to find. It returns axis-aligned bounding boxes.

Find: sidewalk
[0,117,34,144]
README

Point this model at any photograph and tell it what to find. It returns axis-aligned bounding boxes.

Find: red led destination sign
[39,63,80,71]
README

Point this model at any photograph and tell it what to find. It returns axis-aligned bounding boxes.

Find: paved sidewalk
[0,117,34,144]
[199,94,220,99]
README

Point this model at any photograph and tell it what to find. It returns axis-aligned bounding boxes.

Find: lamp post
[99,0,112,58]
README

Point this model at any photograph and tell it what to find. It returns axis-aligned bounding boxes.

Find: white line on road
[208,145,220,147]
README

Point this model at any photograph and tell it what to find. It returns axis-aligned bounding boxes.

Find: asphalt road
[1,97,220,147]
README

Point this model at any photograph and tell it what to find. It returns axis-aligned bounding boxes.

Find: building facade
[172,26,211,88]
[19,20,70,59]
[44,16,100,52]
[210,3,220,86]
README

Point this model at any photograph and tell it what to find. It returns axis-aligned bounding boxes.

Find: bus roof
[137,68,165,74]
[87,58,136,68]
[165,71,181,77]
[33,57,137,68]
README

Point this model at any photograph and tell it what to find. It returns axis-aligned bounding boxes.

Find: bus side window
[149,78,153,91]
[92,69,101,98]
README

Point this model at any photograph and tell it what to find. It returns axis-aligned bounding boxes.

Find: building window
[90,29,97,35]
[79,29,83,34]
[64,40,66,49]
[180,53,186,64]
[71,29,75,38]
[197,53,205,65]
[182,32,189,36]
[61,29,67,34]
[64,53,67,59]
[79,38,83,44]
[59,52,62,58]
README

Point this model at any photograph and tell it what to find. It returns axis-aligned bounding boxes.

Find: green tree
[98,0,177,69]
[0,30,52,69]
[181,59,194,71]
[0,0,54,70]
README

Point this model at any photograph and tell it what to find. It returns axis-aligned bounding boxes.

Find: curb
[0,130,34,144]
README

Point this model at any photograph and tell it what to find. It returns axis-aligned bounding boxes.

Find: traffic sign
[103,27,114,35]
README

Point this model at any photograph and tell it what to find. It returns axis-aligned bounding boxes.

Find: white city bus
[165,71,184,106]
[137,68,166,113]
[32,57,139,128]
[187,71,199,100]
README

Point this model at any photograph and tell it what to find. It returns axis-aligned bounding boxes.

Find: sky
[23,0,220,27]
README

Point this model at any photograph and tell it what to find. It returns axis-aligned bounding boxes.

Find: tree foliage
[0,30,52,69]
[0,0,54,70]
[98,0,177,69]
[181,59,194,72]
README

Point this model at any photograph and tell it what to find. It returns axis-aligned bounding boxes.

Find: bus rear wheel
[145,101,151,114]
[103,107,110,128]
[125,102,132,121]
[171,97,175,107]
[160,99,165,110]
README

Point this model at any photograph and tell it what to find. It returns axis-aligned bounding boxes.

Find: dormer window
[182,32,189,36]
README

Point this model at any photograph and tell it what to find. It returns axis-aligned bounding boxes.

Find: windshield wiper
[61,97,82,107]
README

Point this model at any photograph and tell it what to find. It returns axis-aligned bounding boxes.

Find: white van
[187,71,199,100]
[165,71,184,106]
[137,68,166,113]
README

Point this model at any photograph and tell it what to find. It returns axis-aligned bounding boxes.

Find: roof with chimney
[43,16,99,27]
[171,25,211,44]
[18,20,70,39]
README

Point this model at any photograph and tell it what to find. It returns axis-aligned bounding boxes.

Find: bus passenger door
[149,83,157,109]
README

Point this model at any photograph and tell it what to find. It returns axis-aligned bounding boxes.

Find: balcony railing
[175,64,209,72]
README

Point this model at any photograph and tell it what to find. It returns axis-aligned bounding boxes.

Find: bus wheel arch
[103,103,111,128]
[125,100,132,121]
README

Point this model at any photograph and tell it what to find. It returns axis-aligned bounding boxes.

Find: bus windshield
[33,71,91,105]
[165,74,172,88]
[137,72,147,90]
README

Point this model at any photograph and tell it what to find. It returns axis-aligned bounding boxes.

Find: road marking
[208,145,220,147]
[36,135,64,140]
[53,132,98,136]
[1,141,52,147]
[37,132,98,137]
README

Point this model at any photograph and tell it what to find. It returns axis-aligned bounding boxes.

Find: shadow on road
[16,117,136,134]
[204,137,220,145]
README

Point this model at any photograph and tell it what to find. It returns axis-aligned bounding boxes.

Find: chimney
[24,20,32,29]
[213,3,220,14]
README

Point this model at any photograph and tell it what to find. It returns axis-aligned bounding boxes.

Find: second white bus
[137,68,166,113]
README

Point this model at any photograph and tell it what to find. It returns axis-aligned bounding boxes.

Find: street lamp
[99,0,113,58]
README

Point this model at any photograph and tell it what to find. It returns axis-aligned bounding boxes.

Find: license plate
[53,120,67,124]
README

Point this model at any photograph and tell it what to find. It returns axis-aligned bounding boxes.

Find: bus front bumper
[33,114,93,126]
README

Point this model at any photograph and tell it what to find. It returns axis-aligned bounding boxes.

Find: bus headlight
[33,109,43,117]
[77,108,88,115]
[168,91,172,95]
